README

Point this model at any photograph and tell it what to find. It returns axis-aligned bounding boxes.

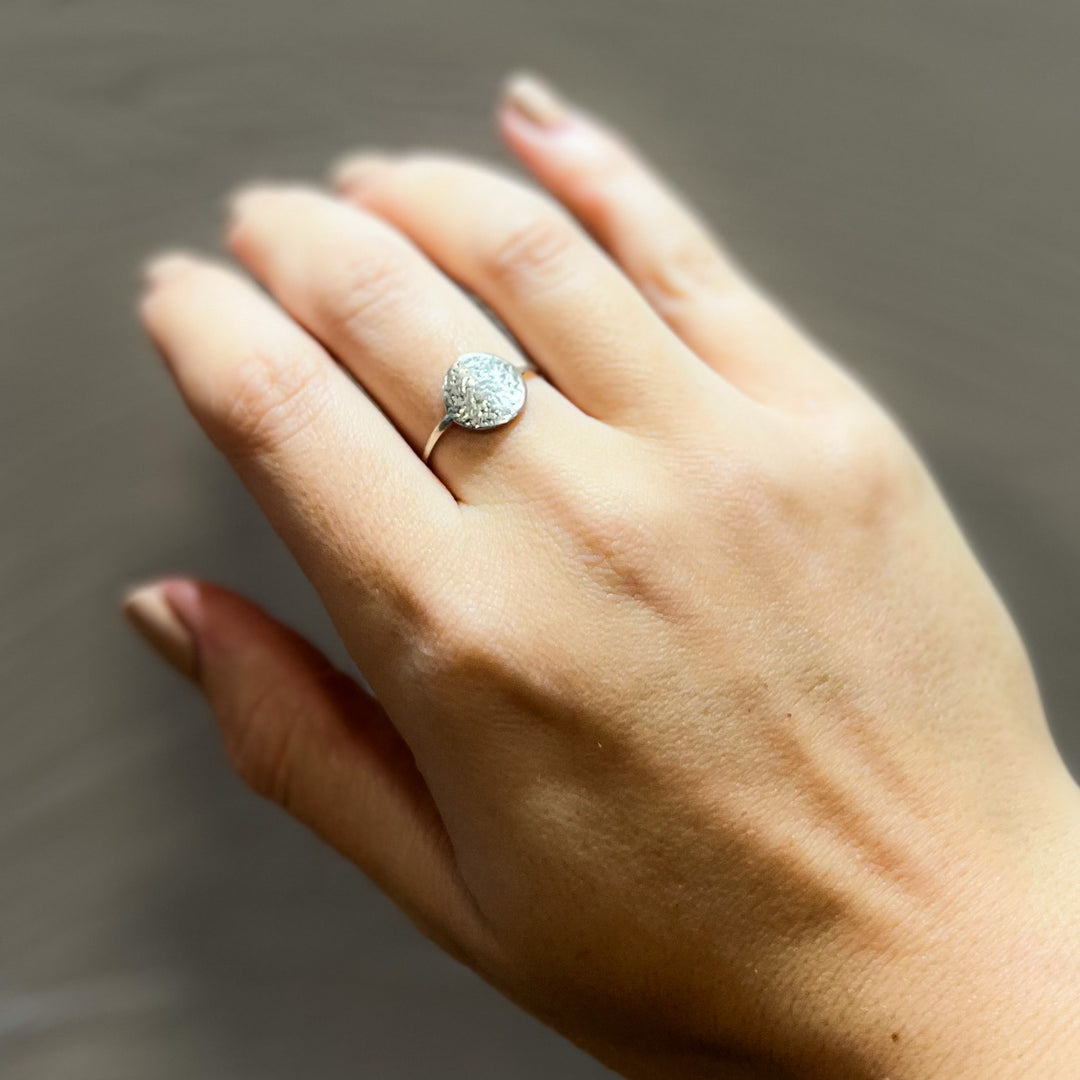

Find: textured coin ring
[422,352,537,463]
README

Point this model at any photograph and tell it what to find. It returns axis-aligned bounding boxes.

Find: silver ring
[422,352,537,464]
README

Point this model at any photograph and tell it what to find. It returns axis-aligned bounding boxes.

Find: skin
[131,76,1080,1079]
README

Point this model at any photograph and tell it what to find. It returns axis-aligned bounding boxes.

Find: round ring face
[442,353,528,430]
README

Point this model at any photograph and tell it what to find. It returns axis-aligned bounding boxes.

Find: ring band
[422,352,537,464]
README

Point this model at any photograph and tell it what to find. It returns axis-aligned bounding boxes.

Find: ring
[422,352,537,463]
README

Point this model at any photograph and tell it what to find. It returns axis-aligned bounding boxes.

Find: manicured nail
[331,152,394,193]
[502,72,568,128]
[123,582,198,681]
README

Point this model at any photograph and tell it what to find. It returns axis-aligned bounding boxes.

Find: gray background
[2,1,1079,1077]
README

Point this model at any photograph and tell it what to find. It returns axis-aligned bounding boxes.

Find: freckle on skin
[891,1031,900,1043]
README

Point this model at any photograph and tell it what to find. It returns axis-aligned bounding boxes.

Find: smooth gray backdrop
[3,1,1078,1077]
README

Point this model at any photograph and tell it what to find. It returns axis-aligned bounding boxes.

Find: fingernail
[123,581,199,681]
[331,152,394,193]
[501,72,568,129]
[223,183,281,233]
[142,250,198,288]
[224,185,262,231]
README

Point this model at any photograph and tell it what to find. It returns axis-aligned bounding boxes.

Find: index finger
[139,253,463,665]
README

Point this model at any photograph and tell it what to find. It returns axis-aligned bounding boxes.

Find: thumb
[123,578,491,967]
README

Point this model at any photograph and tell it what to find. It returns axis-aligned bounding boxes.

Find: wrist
[877,768,1080,1080]
[803,778,1080,1080]
[596,763,1080,1080]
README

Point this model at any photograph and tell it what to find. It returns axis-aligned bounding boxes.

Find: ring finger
[227,185,594,502]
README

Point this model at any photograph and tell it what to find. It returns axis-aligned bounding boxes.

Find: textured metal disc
[442,353,527,430]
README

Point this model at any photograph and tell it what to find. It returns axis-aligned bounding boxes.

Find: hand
[127,74,1080,1079]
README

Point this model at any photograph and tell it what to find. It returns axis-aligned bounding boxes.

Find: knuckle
[639,233,735,312]
[213,342,328,458]
[221,684,300,809]
[410,604,501,688]
[557,465,683,610]
[481,205,578,289]
[575,482,659,555]
[705,450,785,533]
[319,248,413,337]
[403,568,522,695]
[810,406,925,513]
